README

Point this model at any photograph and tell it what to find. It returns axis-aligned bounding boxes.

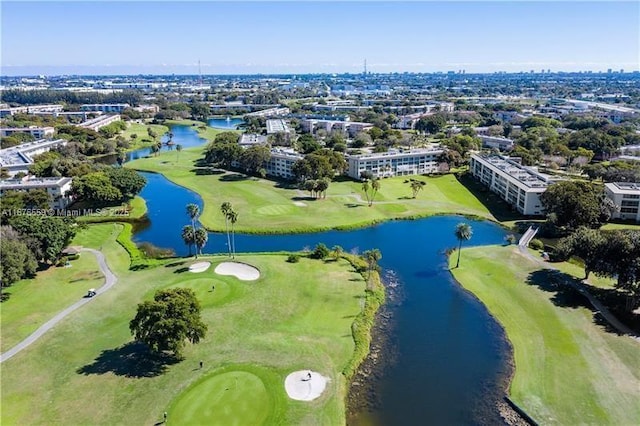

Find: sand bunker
[293,201,307,207]
[284,370,328,401]
[214,262,260,281]
[188,261,211,273]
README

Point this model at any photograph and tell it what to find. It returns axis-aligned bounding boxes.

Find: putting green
[169,371,270,426]
[165,278,233,307]
[254,204,294,216]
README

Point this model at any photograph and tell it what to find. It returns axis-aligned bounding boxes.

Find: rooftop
[475,154,554,189]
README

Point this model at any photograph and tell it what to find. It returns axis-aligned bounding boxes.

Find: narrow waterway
[128,124,513,424]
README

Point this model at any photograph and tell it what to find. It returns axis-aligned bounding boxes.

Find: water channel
[127,125,512,424]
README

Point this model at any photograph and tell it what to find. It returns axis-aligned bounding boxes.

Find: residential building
[0,139,68,176]
[469,154,558,215]
[266,119,291,135]
[479,135,514,151]
[0,176,73,209]
[0,104,63,118]
[79,114,122,131]
[0,126,55,139]
[244,107,290,118]
[80,103,130,113]
[239,134,268,148]
[264,148,304,180]
[301,119,373,137]
[604,182,640,222]
[347,147,445,180]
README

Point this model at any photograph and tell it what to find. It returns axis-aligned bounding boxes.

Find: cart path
[0,248,118,363]
[517,245,640,342]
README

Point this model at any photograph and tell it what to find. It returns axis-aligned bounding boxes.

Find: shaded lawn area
[75,196,147,223]
[127,147,498,233]
[1,234,367,425]
[450,246,640,425]
[118,122,169,150]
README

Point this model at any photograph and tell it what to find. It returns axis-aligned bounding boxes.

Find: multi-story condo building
[301,119,373,137]
[266,119,291,135]
[347,148,445,180]
[238,134,268,148]
[0,176,73,209]
[0,104,63,118]
[469,154,557,216]
[604,182,640,222]
[244,107,290,118]
[79,114,122,131]
[0,126,55,139]
[80,104,130,113]
[264,148,304,180]
[479,135,514,151]
[0,139,68,176]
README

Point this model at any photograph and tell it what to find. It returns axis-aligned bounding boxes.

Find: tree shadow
[397,196,414,200]
[77,342,179,378]
[220,173,249,182]
[191,168,224,176]
[165,261,186,268]
[456,174,523,222]
[291,196,316,201]
[525,269,591,310]
[275,181,298,189]
[130,264,150,271]
[344,203,362,208]
[174,267,190,274]
[0,291,12,302]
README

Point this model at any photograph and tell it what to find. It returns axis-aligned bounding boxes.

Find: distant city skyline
[2,1,638,76]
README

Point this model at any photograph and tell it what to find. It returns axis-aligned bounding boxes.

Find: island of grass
[126,146,514,234]
[449,245,640,425]
[0,224,383,425]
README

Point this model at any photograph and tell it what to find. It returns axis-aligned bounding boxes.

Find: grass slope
[127,146,495,233]
[1,225,370,425]
[450,246,640,425]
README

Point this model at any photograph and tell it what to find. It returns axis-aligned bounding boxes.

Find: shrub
[310,243,330,260]
[287,254,300,263]
[505,234,517,245]
[529,238,544,250]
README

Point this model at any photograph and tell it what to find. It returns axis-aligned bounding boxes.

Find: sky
[1,1,639,75]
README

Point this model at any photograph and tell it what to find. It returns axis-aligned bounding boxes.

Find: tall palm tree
[221,202,233,257]
[186,203,200,229]
[370,178,380,206]
[454,223,473,268]
[361,180,371,205]
[228,209,238,259]
[181,225,195,257]
[362,249,382,279]
[176,144,183,162]
[409,179,426,198]
[332,245,343,261]
[194,228,208,258]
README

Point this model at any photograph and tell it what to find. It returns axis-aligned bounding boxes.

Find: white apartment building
[1,126,55,139]
[347,148,445,180]
[79,114,122,131]
[0,104,63,118]
[0,139,68,176]
[470,154,557,216]
[244,107,290,118]
[264,148,304,180]
[604,182,640,222]
[301,119,373,137]
[238,134,268,148]
[479,135,514,151]
[80,104,130,113]
[0,177,73,209]
[266,119,291,135]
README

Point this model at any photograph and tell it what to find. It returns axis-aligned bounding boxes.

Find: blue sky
[2,1,639,75]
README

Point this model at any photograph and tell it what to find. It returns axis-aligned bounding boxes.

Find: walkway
[517,245,640,342]
[0,248,118,363]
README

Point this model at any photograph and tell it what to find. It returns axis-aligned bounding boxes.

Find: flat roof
[0,177,72,189]
[473,154,553,189]
[606,182,640,193]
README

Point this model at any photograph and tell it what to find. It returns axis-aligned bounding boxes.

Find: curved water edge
[207,117,244,130]
[125,124,516,423]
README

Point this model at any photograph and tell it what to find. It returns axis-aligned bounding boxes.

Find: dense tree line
[1,89,142,106]
[71,168,146,205]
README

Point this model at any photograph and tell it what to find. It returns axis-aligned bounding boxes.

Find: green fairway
[127,146,495,233]
[450,246,640,425]
[118,122,169,150]
[0,224,374,425]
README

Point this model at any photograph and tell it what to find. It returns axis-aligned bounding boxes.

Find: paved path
[0,248,118,363]
[517,245,640,342]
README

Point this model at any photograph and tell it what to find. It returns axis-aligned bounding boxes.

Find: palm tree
[370,178,380,206]
[362,249,382,279]
[361,180,371,205]
[221,202,233,257]
[228,209,238,259]
[150,144,160,157]
[181,225,195,257]
[454,223,473,268]
[408,179,426,198]
[176,144,183,162]
[194,228,208,258]
[332,245,343,261]
[186,203,200,229]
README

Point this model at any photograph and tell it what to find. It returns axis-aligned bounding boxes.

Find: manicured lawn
[118,122,169,149]
[1,225,369,425]
[450,246,640,425]
[127,146,496,233]
[76,196,147,224]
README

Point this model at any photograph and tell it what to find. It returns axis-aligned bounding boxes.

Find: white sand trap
[214,262,260,281]
[188,261,211,273]
[293,201,307,207]
[285,370,328,401]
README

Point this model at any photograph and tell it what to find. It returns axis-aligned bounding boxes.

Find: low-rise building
[266,119,291,135]
[604,182,640,222]
[479,135,514,151]
[244,107,290,118]
[0,126,55,139]
[239,134,268,148]
[469,154,558,216]
[79,114,122,131]
[301,119,373,137]
[347,147,445,180]
[80,103,130,113]
[264,148,304,180]
[0,176,73,209]
[0,139,68,176]
[0,104,63,118]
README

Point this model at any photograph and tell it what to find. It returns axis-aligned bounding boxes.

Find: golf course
[0,223,382,425]
[450,245,640,425]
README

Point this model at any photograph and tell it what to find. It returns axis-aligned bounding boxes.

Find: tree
[129,288,207,358]
[239,145,271,175]
[407,179,426,198]
[8,215,76,264]
[540,181,603,231]
[0,231,38,288]
[415,114,447,134]
[221,202,233,257]
[204,140,242,168]
[190,103,210,121]
[150,143,160,157]
[362,249,382,280]
[310,243,330,260]
[228,209,238,259]
[315,178,330,199]
[105,168,146,199]
[181,225,196,257]
[454,223,473,268]
[332,245,344,261]
[193,228,208,258]
[186,204,200,229]
[71,172,123,205]
[176,144,183,162]
[362,178,381,207]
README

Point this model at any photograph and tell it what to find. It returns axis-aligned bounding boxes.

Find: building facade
[79,114,122,131]
[479,135,514,151]
[0,126,55,139]
[80,104,130,113]
[0,177,73,209]
[604,182,640,222]
[347,148,444,180]
[301,119,373,137]
[0,139,68,176]
[264,148,304,180]
[469,154,556,216]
